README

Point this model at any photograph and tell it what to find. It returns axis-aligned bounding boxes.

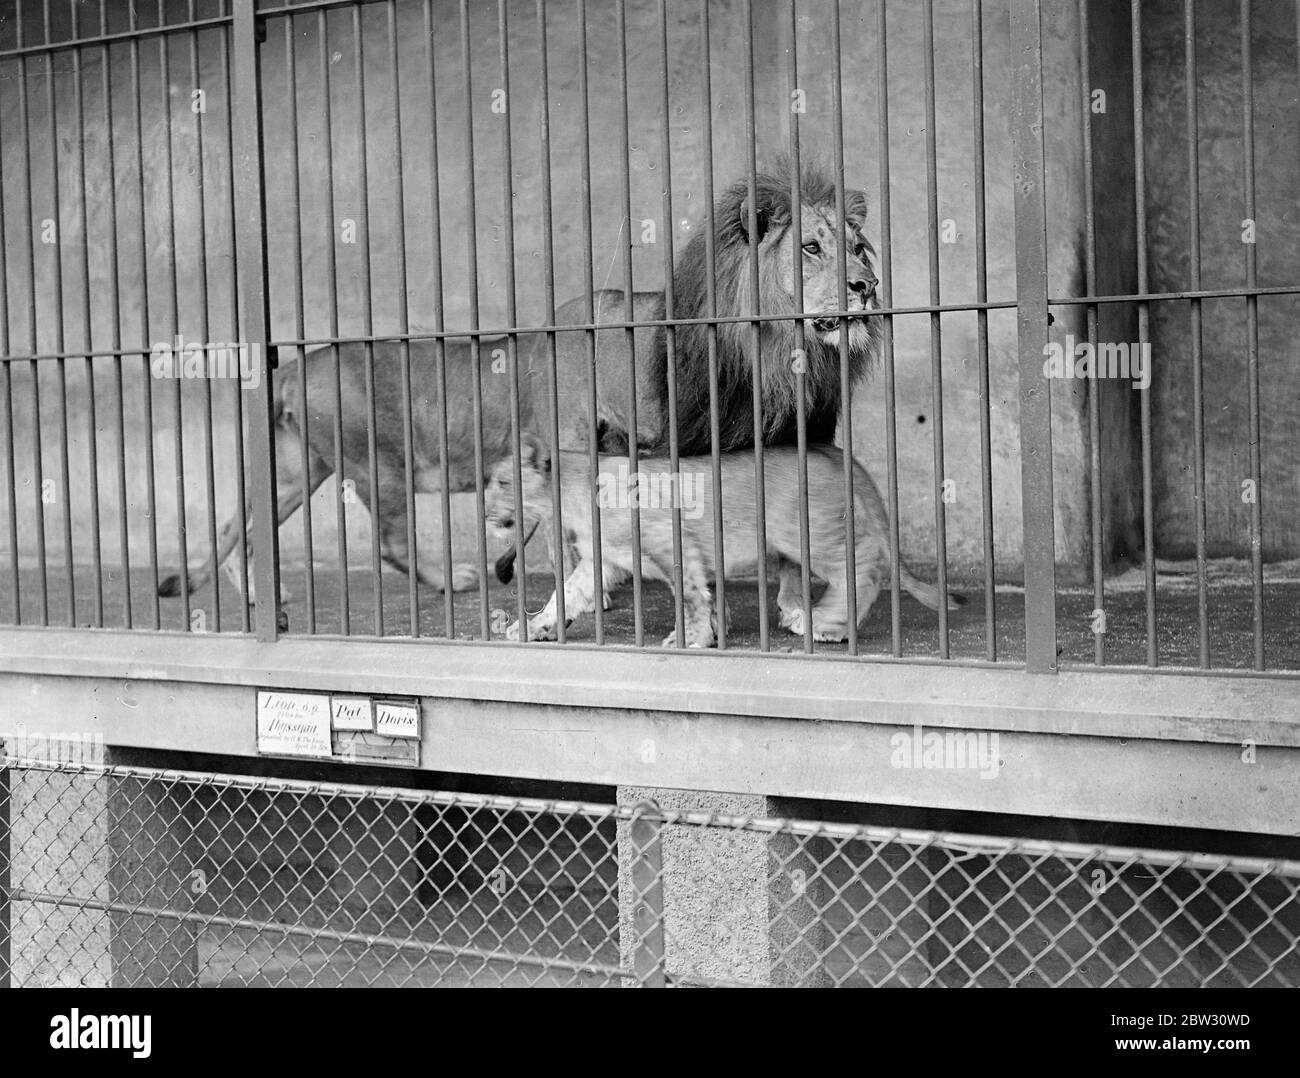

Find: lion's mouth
[813,317,839,333]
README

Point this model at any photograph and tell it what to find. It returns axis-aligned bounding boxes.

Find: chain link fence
[2,756,1297,987]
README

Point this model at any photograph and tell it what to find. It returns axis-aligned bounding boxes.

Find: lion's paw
[780,607,806,636]
[449,563,478,592]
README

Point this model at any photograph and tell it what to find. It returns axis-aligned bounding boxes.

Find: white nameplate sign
[374,699,420,740]
[331,695,374,731]
[256,691,334,759]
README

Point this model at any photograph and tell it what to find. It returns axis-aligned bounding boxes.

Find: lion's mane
[654,158,879,456]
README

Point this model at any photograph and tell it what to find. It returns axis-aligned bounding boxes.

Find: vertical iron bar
[1185,0,1209,667]
[876,0,901,656]
[190,15,221,633]
[575,0,603,645]
[459,0,492,641]
[42,2,75,628]
[232,0,282,642]
[1010,0,1057,673]
[1240,0,1264,670]
[284,16,316,634]
[351,5,384,637]
[535,0,565,641]
[499,0,528,642]
[1080,0,1104,666]
[72,5,104,628]
[316,9,349,635]
[424,0,456,639]
[616,0,643,646]
[786,0,813,654]
[973,0,995,661]
[921,0,949,657]
[159,12,191,632]
[17,9,49,627]
[698,0,723,650]
[219,24,250,632]
[387,0,419,637]
[742,0,769,652]
[128,5,161,629]
[0,65,19,624]
[1131,0,1156,666]
[657,0,686,648]
[629,801,666,988]
[102,8,132,629]
[830,0,857,656]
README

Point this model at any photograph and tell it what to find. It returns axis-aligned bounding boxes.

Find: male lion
[486,435,959,648]
[549,156,880,457]
[161,159,879,611]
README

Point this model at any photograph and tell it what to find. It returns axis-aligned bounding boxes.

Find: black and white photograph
[0,0,1294,1030]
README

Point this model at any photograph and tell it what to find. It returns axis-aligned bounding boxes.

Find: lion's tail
[898,567,966,612]
[494,548,519,584]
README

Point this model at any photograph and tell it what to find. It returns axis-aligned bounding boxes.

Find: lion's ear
[738,198,768,243]
[845,188,869,229]
[519,433,551,473]
[738,198,787,243]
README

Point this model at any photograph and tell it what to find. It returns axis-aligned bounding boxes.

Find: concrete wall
[0,0,1292,586]
[1142,0,1300,559]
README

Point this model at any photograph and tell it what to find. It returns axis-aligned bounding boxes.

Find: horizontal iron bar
[256,0,395,19]
[11,281,1299,365]
[0,15,232,61]
[1049,283,1300,306]
[10,888,631,981]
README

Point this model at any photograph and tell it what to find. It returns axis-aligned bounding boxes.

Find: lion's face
[485,436,552,531]
[771,204,879,352]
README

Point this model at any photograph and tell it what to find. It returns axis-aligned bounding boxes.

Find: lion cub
[485,434,960,647]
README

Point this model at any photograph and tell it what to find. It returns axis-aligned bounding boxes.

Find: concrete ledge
[0,628,1297,748]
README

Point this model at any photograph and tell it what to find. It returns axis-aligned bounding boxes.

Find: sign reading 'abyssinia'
[256,691,334,758]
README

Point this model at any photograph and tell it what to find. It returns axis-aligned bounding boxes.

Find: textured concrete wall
[4,0,1287,584]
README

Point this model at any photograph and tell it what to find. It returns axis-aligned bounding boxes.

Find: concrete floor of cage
[13,558,1300,670]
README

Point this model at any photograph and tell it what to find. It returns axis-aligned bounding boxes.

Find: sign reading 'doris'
[256,691,421,767]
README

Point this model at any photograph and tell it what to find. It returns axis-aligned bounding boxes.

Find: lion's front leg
[506,558,602,641]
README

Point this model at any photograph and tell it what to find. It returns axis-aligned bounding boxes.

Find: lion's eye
[802,241,821,256]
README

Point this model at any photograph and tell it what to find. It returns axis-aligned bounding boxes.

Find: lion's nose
[849,276,877,302]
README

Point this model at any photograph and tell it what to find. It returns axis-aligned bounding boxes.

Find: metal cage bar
[876,0,903,658]
[231,0,282,642]
[1009,0,1057,674]
[1184,0,1209,668]
[1130,0,1157,667]
[921,0,950,659]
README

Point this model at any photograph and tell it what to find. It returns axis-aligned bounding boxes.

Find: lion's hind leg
[369,472,477,593]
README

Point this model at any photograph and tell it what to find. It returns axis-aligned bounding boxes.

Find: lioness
[486,435,959,647]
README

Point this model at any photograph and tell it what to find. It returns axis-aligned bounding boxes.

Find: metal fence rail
[3,756,1297,988]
